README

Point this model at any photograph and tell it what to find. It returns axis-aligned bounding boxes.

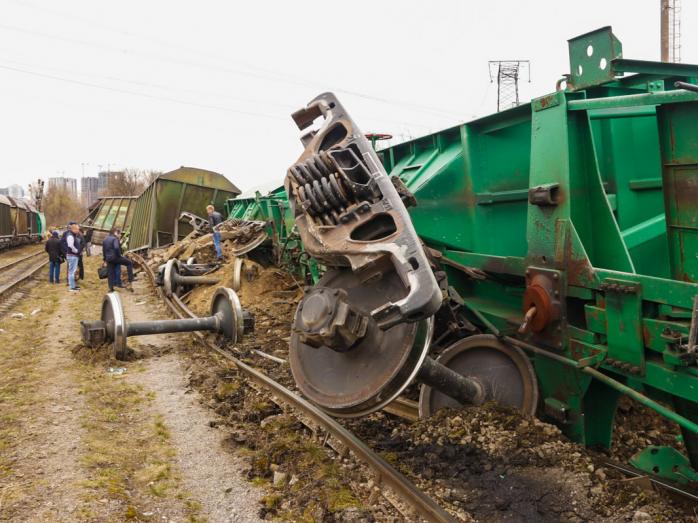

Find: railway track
[0,250,47,299]
[130,253,456,523]
[130,253,698,515]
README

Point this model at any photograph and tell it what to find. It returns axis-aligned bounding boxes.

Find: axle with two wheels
[289,270,538,418]
[163,258,220,297]
[80,287,252,359]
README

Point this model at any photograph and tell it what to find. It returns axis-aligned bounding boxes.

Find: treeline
[43,168,162,229]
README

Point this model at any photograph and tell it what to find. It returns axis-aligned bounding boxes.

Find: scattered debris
[107,367,127,375]
[10,312,24,319]
[30,308,41,316]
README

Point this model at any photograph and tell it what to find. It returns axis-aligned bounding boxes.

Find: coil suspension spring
[288,152,357,226]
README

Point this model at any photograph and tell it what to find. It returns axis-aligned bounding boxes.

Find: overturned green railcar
[237,27,698,483]
[83,167,240,251]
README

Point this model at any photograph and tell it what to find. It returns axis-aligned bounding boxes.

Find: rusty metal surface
[289,268,433,417]
[419,334,539,418]
[286,92,441,330]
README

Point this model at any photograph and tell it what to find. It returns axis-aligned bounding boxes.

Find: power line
[0,10,457,119]
[0,63,287,120]
[0,61,439,131]
[0,53,298,111]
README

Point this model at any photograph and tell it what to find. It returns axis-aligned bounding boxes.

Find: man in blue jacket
[103,228,134,292]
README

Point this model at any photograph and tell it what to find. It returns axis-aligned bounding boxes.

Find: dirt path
[127,354,262,523]
[0,257,263,522]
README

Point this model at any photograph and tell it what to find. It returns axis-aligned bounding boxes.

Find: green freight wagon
[83,167,241,251]
[376,27,698,482]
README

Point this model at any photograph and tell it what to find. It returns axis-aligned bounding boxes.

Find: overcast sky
[0,0,696,195]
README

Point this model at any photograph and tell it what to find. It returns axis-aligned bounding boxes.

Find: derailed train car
[82,167,241,251]
[0,195,44,250]
[227,27,698,485]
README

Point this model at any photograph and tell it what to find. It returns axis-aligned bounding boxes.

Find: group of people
[44,222,93,291]
[44,222,133,293]
[43,204,223,294]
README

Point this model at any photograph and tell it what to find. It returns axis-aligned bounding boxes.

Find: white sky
[0,0,696,194]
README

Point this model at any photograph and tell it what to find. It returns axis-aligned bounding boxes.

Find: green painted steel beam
[621,213,666,250]
[612,58,698,79]
[568,89,698,111]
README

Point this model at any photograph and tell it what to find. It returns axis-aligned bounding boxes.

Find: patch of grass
[0,285,60,516]
[242,414,364,519]
[76,367,189,510]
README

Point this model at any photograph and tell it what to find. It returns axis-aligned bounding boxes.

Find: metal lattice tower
[488,61,530,112]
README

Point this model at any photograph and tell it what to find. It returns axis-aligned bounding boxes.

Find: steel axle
[417,356,485,406]
[164,258,219,297]
[81,287,251,359]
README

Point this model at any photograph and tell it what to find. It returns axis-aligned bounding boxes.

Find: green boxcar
[379,27,698,481]
[241,27,698,480]
[83,167,241,251]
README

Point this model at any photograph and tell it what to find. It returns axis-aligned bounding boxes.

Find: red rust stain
[566,256,595,287]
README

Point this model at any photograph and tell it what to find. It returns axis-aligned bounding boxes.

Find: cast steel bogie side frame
[380,27,698,481]
[286,93,441,328]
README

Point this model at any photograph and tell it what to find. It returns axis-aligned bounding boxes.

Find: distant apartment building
[81,176,99,206]
[48,177,78,197]
[0,184,26,198]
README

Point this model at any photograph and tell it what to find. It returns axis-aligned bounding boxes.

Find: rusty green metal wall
[127,169,237,251]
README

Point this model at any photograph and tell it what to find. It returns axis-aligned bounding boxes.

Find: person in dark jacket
[45,230,62,283]
[76,228,86,282]
[207,204,224,259]
[84,227,94,257]
[103,228,134,292]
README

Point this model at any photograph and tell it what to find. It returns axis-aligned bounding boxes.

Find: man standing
[64,222,83,292]
[103,228,134,292]
[84,226,93,257]
[44,230,62,284]
[77,227,86,283]
[206,204,224,260]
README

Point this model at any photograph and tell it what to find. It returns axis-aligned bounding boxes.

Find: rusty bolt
[606,358,616,365]
[553,273,559,280]
[630,366,641,375]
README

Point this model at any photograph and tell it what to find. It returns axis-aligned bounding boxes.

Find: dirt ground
[0,255,263,522]
[3,242,698,522]
[177,250,698,522]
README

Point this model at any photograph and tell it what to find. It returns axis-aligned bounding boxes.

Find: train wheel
[102,292,128,360]
[289,268,433,418]
[419,334,538,418]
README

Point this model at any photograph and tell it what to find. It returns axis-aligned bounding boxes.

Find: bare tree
[98,169,162,197]
[43,186,87,229]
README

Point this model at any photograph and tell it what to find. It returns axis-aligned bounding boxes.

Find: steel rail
[129,253,455,523]
[0,252,49,299]
[603,461,698,503]
[0,249,44,273]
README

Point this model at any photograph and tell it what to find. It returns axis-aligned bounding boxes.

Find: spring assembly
[288,151,358,226]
